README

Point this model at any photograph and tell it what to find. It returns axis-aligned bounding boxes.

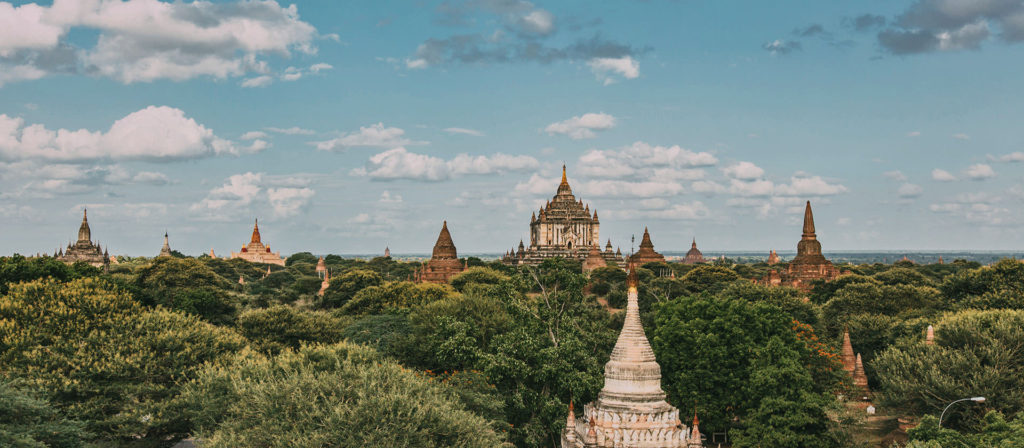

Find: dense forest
[1,253,1022,447]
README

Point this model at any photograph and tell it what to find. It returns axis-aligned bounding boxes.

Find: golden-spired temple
[562,268,702,448]
[503,165,623,266]
[416,220,465,284]
[230,219,285,266]
[628,227,666,266]
[55,209,110,270]
[759,201,841,289]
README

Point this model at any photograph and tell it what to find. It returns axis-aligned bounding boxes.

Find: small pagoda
[416,221,465,284]
[681,238,705,265]
[628,227,666,266]
[759,201,840,289]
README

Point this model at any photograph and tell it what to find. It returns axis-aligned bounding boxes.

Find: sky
[1,0,1023,256]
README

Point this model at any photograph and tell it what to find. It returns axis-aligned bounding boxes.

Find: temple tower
[840,329,856,376]
[562,268,690,447]
[628,227,666,266]
[760,201,840,289]
[230,219,285,266]
[159,232,172,257]
[417,221,465,284]
[682,238,705,265]
[56,209,110,270]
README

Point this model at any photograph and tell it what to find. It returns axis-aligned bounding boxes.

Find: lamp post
[939,396,986,427]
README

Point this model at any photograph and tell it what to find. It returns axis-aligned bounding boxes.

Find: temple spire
[802,200,816,239]
[841,328,856,375]
[78,208,91,242]
[251,218,261,244]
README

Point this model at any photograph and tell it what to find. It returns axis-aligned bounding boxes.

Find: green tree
[134,257,238,324]
[318,269,382,309]
[236,305,350,354]
[873,309,1024,431]
[652,294,841,436]
[0,278,246,445]
[0,254,99,295]
[284,251,318,266]
[181,342,506,447]
[679,265,739,294]
[340,281,453,315]
[0,380,89,448]
[450,267,510,292]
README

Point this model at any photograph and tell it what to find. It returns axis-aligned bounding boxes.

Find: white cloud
[240,131,268,140]
[191,172,314,219]
[0,106,253,162]
[240,75,274,88]
[353,148,539,181]
[608,201,710,220]
[774,175,848,196]
[266,187,314,217]
[443,127,485,137]
[952,133,970,140]
[577,141,718,179]
[513,173,559,196]
[314,123,423,151]
[0,0,321,85]
[518,9,555,35]
[932,168,957,181]
[266,126,315,135]
[898,183,923,198]
[964,163,996,180]
[907,131,921,137]
[577,180,685,198]
[587,56,639,85]
[723,161,765,180]
[545,113,616,139]
[728,178,774,197]
[996,152,1024,162]
[132,171,169,185]
[309,62,333,73]
[379,191,403,203]
[883,170,907,182]
[691,180,726,194]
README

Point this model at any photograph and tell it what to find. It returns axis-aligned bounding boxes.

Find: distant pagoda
[416,221,465,284]
[628,227,666,266]
[561,268,701,447]
[158,231,172,257]
[503,165,622,266]
[230,219,285,266]
[681,238,705,265]
[55,209,110,271]
[760,201,840,289]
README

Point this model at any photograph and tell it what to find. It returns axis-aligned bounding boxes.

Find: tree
[0,380,89,448]
[652,294,841,436]
[873,267,936,287]
[873,309,1024,431]
[0,254,99,295]
[134,257,238,324]
[340,281,453,315]
[181,342,506,447]
[679,265,739,294]
[450,267,509,292]
[284,251,318,266]
[0,278,247,445]
[236,305,350,354]
[318,269,382,309]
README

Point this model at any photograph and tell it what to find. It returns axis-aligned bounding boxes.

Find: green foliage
[0,278,247,445]
[182,342,506,447]
[873,267,937,287]
[341,314,412,355]
[822,282,943,336]
[450,267,510,292]
[679,265,740,294]
[906,411,1024,448]
[236,305,350,354]
[285,251,318,266]
[0,254,99,295]
[340,281,454,315]
[873,309,1024,431]
[0,379,89,448]
[807,274,879,305]
[652,293,841,436]
[718,281,820,326]
[134,257,238,324]
[942,259,1024,311]
[318,269,382,309]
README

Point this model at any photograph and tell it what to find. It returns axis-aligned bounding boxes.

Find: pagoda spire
[432,220,458,260]
[802,200,816,239]
[599,264,667,405]
[688,410,703,447]
[78,208,91,243]
[841,328,856,375]
[251,218,261,244]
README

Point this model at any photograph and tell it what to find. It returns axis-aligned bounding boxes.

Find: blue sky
[1,0,1022,256]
